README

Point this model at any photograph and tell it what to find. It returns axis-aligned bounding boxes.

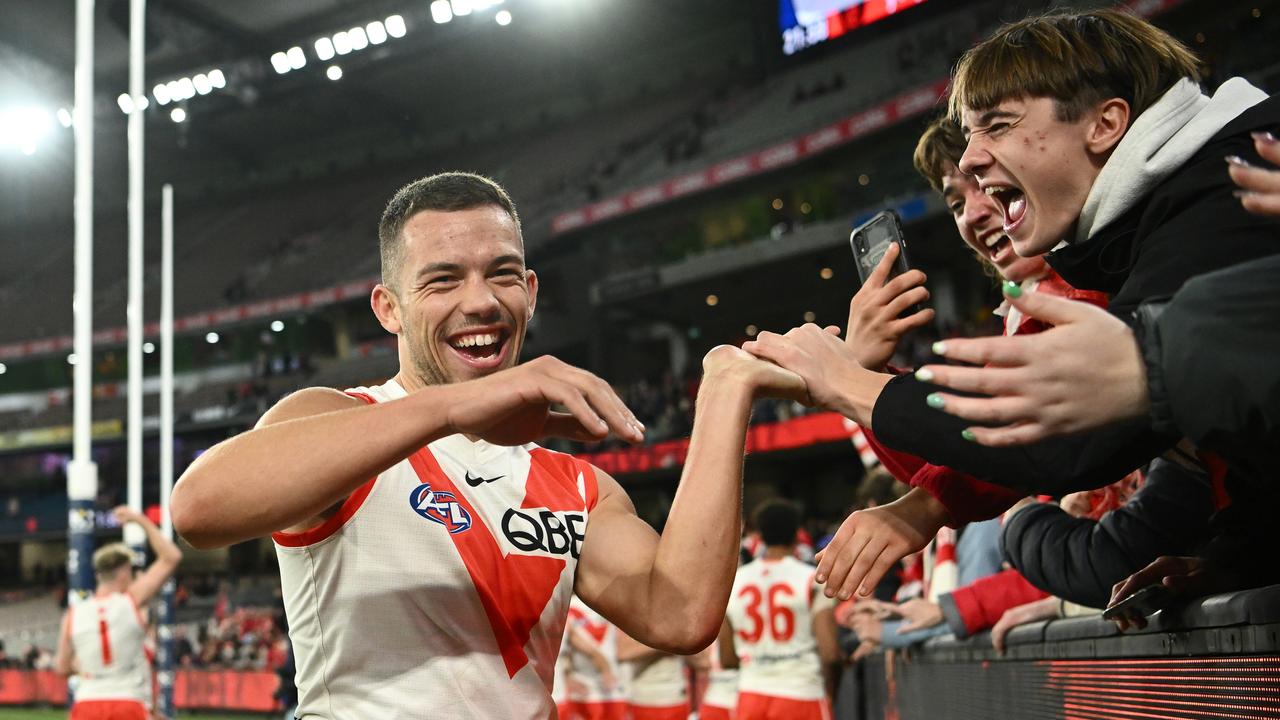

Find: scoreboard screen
[780,0,929,55]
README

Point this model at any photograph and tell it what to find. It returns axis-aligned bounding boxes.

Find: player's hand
[814,487,946,600]
[1228,132,1280,217]
[701,345,809,403]
[112,505,143,525]
[742,324,871,417]
[895,598,943,633]
[1059,491,1093,518]
[443,355,645,446]
[991,596,1059,654]
[914,287,1148,446]
[845,243,934,371]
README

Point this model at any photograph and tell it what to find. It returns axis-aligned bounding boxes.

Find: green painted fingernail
[1002,281,1022,298]
[915,368,935,382]
[962,429,977,442]
[926,393,945,409]
[932,341,947,355]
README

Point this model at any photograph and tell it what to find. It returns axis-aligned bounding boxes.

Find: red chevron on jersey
[408,445,595,678]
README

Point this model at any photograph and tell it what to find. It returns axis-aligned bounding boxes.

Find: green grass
[0,709,276,720]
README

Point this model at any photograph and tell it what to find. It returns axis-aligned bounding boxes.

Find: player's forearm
[172,387,457,548]
[643,376,754,651]
[830,365,893,427]
[137,515,183,564]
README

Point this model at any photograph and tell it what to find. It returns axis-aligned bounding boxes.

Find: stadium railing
[859,584,1280,719]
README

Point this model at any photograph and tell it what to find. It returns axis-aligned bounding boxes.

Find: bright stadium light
[430,2,453,23]
[315,36,335,61]
[170,107,186,123]
[271,51,291,74]
[208,68,226,89]
[287,46,307,70]
[270,320,285,333]
[193,73,212,95]
[451,0,473,17]
[386,14,408,37]
[57,107,73,128]
[0,106,54,155]
[117,92,135,114]
[67,353,78,365]
[348,26,368,51]
[366,20,388,44]
[177,77,195,99]
[153,83,171,105]
[205,332,220,344]
[333,30,353,55]
[0,362,6,375]
[327,65,343,81]
[495,9,512,25]
[143,342,155,354]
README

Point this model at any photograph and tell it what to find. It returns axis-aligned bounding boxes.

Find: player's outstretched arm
[173,356,643,549]
[115,505,184,607]
[574,346,807,653]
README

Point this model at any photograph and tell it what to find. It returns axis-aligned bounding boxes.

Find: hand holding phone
[851,210,913,287]
[1103,584,1172,623]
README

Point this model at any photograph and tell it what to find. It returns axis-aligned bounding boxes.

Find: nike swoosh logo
[465,472,504,487]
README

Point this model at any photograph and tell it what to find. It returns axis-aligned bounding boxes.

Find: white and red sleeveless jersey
[273,379,599,719]
[725,556,833,701]
[702,639,739,710]
[628,654,687,707]
[565,596,628,703]
[67,592,153,707]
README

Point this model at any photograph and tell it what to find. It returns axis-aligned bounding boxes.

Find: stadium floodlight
[193,73,212,95]
[430,2,453,23]
[176,77,196,100]
[315,36,336,61]
[386,14,408,37]
[153,83,171,105]
[170,107,186,123]
[57,107,73,128]
[495,9,512,25]
[143,342,155,354]
[0,106,54,155]
[333,30,353,55]
[287,46,307,70]
[451,0,473,17]
[67,353,78,365]
[348,26,369,52]
[270,320,285,333]
[208,69,226,89]
[117,92,135,114]
[327,65,343,81]
[0,362,6,375]
[366,20,388,44]
[205,332,219,344]
[270,51,292,74]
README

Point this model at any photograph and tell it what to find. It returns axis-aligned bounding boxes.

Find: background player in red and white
[563,595,627,720]
[617,631,707,720]
[700,637,740,720]
[721,500,840,720]
[170,172,807,719]
[54,506,183,720]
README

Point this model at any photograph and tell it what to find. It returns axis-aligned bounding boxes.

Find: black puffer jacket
[1001,459,1213,609]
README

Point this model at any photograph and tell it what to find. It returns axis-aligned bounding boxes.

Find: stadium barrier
[860,584,1280,719]
[0,668,278,711]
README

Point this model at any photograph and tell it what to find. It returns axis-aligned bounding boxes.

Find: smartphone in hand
[1103,584,1173,621]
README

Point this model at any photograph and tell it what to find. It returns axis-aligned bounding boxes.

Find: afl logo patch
[408,483,472,534]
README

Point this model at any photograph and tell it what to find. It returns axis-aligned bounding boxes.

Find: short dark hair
[949,9,1201,124]
[377,172,522,288]
[753,499,801,548]
[912,115,968,194]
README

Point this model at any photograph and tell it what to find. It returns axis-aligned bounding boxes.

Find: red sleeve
[911,464,1024,526]
[860,426,929,483]
[949,569,1049,636]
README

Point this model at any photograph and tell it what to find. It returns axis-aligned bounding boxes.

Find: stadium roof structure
[0,0,764,229]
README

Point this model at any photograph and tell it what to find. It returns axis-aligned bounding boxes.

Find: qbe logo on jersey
[409,483,472,534]
[501,508,587,559]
